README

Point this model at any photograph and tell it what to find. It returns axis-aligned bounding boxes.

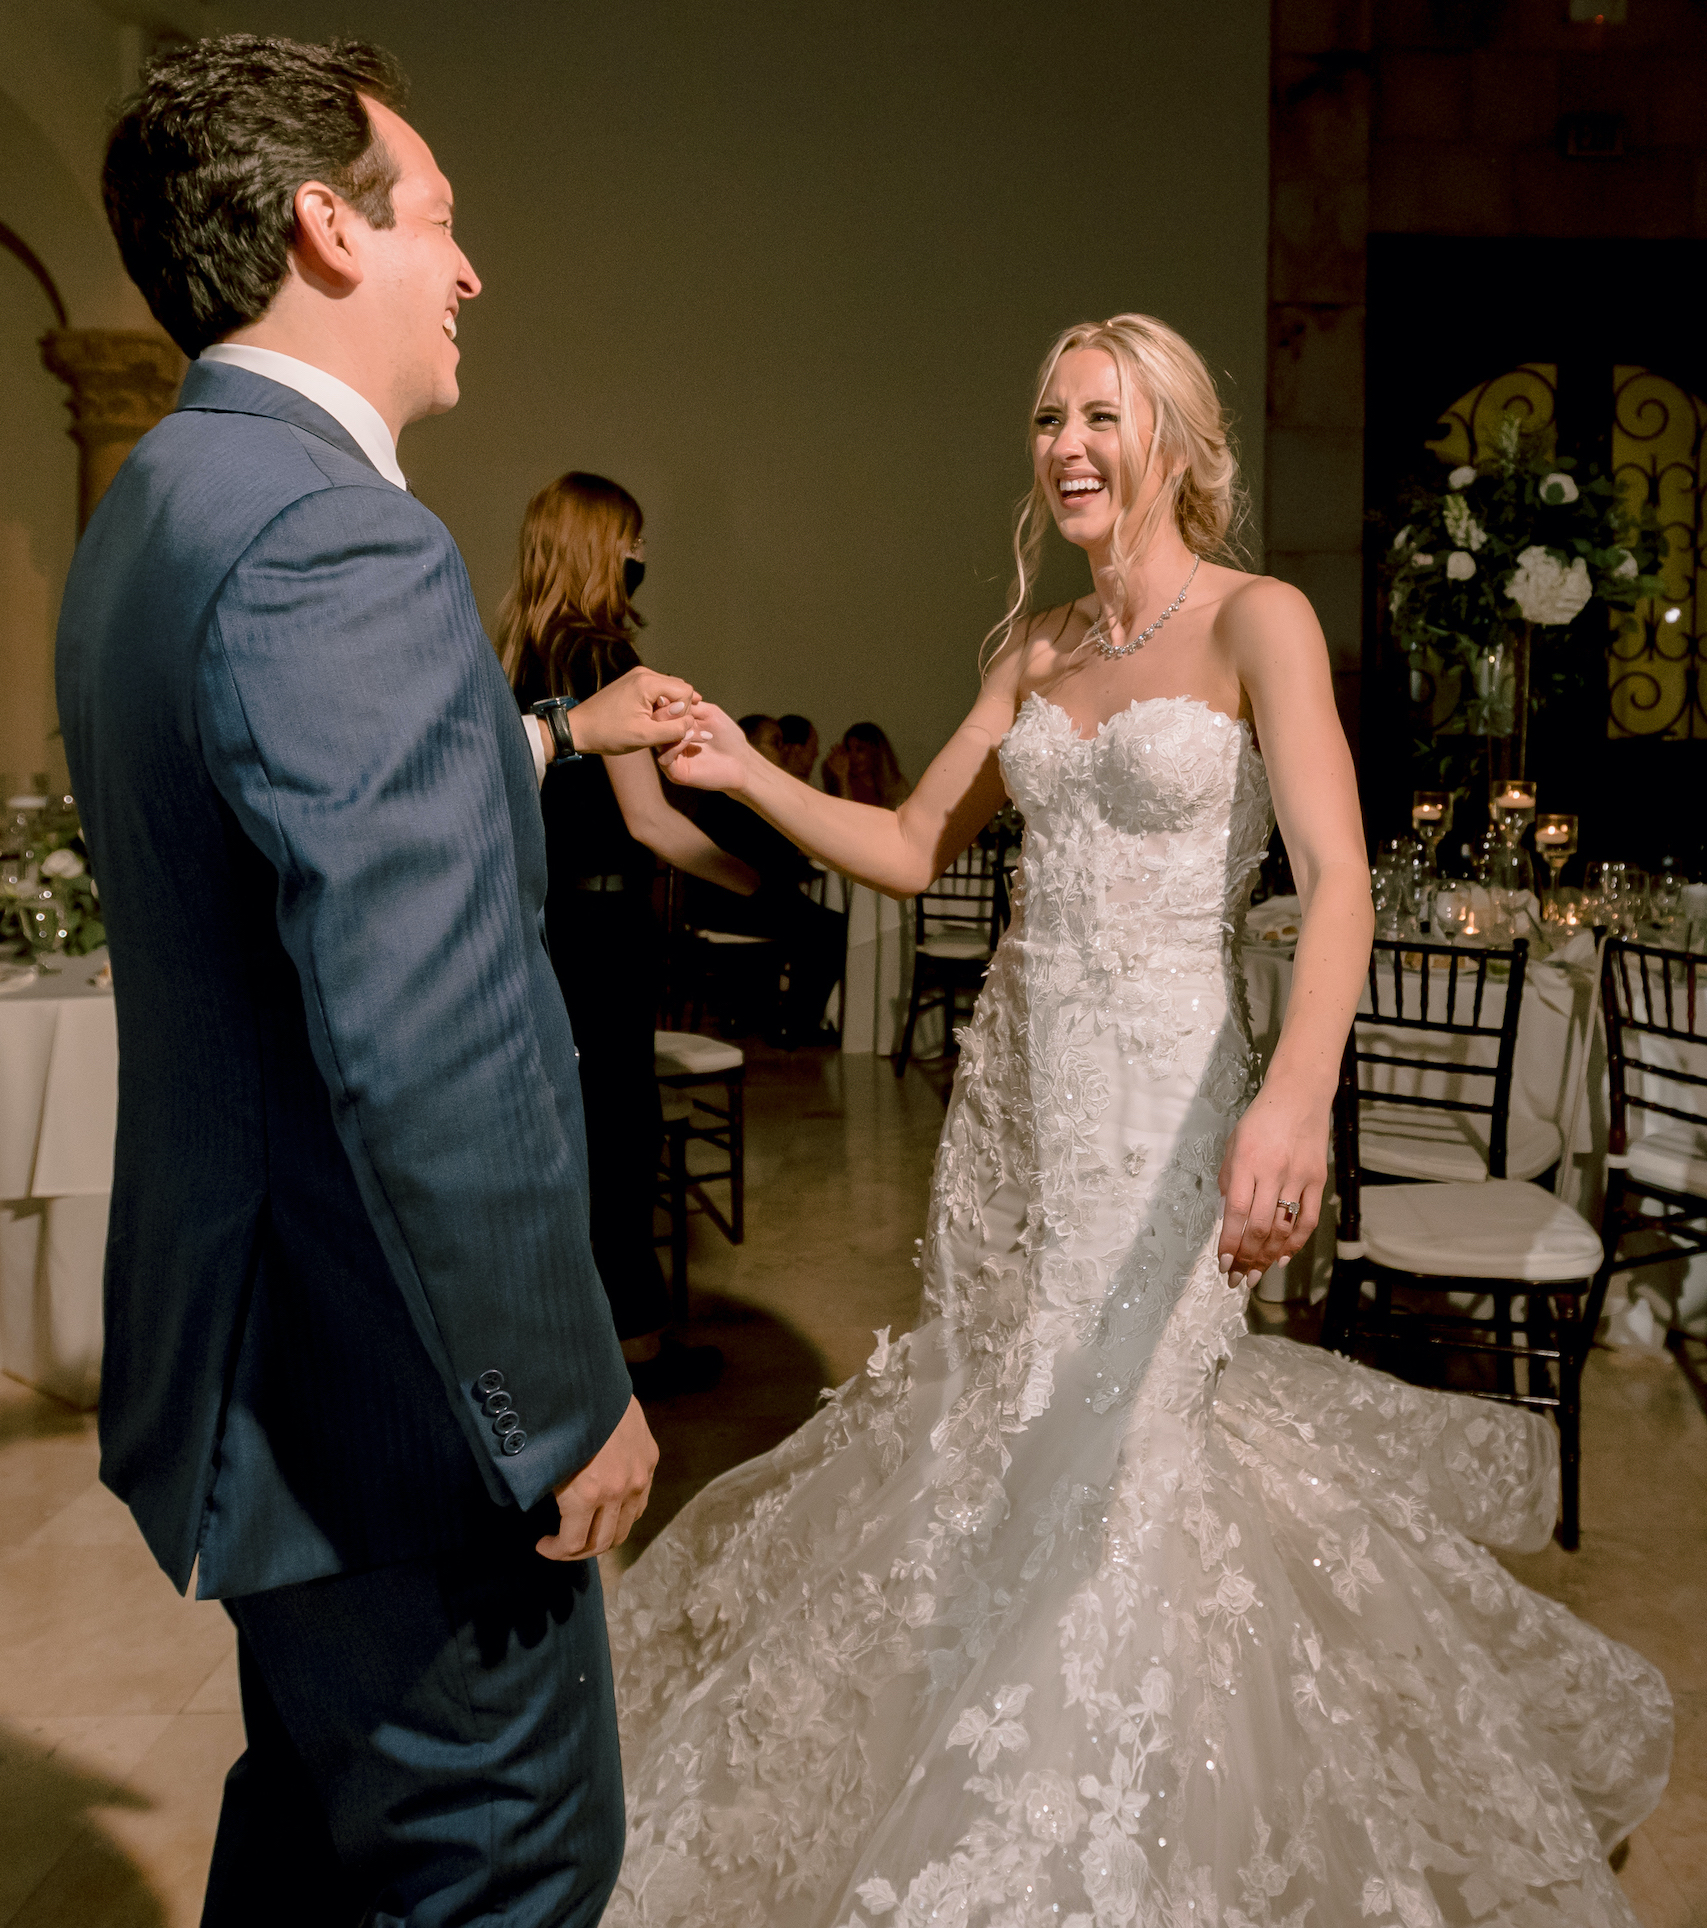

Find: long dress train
[606,692,1672,1928]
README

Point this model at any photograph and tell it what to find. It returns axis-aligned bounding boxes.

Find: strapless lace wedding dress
[606,693,1671,1928]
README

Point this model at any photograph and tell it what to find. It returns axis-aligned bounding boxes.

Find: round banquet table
[0,949,115,1408]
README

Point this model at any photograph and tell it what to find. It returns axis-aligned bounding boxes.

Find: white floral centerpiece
[1383,415,1662,787]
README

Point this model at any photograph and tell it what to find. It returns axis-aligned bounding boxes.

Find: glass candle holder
[1411,790,1451,876]
[1489,776,1537,849]
[1533,813,1577,919]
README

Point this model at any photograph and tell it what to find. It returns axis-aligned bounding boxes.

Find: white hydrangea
[1442,493,1486,550]
[1446,550,1476,580]
[1412,552,1435,568]
[1447,465,1477,489]
[1506,545,1593,625]
[1539,471,1579,505]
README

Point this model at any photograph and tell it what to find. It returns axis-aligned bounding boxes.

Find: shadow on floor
[0,1380,89,1450]
[0,1721,165,1928]
[615,1290,833,1569]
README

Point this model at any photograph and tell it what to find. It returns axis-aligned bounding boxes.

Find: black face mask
[624,557,646,597]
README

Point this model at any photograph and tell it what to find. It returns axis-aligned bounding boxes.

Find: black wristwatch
[531,695,582,763]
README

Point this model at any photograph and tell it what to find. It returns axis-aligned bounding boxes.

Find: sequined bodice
[997,691,1273,979]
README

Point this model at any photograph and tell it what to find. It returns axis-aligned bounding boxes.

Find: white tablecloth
[0,950,115,1406]
[818,873,945,1059]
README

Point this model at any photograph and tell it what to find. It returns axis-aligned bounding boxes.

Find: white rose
[1445,550,1476,581]
[1411,552,1434,568]
[1505,545,1593,625]
[1539,471,1579,505]
[1447,465,1477,489]
[1611,548,1639,578]
[40,848,86,879]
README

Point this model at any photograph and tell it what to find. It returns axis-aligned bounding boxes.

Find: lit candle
[1535,824,1572,847]
[1413,803,1444,823]
[1494,786,1533,809]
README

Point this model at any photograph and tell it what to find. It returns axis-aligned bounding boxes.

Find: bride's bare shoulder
[1004,598,1093,691]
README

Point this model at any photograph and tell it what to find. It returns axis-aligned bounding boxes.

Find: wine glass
[1489,775,1537,850]
[1411,791,1452,877]
[1432,883,1472,946]
[1533,813,1577,921]
[1618,866,1650,938]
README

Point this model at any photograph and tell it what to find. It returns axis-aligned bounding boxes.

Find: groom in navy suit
[56,35,677,1926]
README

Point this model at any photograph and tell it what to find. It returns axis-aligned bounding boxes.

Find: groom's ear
[290,179,367,296]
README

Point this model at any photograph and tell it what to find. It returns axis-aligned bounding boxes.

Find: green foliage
[1380,415,1667,799]
[2,816,104,958]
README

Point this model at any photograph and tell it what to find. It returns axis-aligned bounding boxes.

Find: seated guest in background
[737,713,785,765]
[777,713,819,782]
[686,713,847,1048]
[501,471,756,1398]
[822,719,912,806]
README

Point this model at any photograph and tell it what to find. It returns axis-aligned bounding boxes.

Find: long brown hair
[496,471,646,700]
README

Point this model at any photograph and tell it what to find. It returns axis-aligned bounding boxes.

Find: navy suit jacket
[55,362,633,1599]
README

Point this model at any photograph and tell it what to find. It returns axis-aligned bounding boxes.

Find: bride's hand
[658,702,758,793]
[1215,1079,1329,1288]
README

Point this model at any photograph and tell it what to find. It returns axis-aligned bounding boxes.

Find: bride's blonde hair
[983,313,1247,669]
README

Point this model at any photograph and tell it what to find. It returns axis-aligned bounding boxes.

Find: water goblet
[21,885,67,973]
[1432,884,1472,946]
[1533,813,1577,921]
[1489,776,1537,850]
[1411,791,1451,877]
[1650,870,1685,941]
[1617,866,1650,938]
[1372,869,1411,941]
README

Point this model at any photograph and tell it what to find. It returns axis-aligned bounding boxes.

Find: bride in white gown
[610,314,1672,1928]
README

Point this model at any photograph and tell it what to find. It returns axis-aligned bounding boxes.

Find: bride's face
[1032,348,1154,552]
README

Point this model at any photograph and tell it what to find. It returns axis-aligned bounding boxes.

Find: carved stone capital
[40,328,186,528]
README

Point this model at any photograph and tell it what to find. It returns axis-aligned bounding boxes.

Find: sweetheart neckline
[1015,688,1258,751]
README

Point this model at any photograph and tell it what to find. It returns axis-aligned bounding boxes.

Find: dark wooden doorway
[1364,235,1707,873]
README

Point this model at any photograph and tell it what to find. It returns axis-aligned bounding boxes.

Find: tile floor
[1,1049,1702,1925]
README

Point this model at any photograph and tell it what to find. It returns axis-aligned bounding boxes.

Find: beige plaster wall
[0,0,205,788]
[239,0,1271,782]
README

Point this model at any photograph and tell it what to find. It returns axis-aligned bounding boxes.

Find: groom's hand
[548,667,700,759]
[537,1395,659,1561]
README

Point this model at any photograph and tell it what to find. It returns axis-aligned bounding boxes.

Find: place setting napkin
[1243,893,1301,952]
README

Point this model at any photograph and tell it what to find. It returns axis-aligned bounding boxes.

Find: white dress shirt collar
[198,343,408,491]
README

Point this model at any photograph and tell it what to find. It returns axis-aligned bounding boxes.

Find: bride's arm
[660,637,1028,898]
[1218,579,1373,1285]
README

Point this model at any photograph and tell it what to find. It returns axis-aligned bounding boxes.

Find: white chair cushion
[689,928,771,946]
[1360,1179,1603,1284]
[654,1030,745,1078]
[1627,1122,1707,1198]
[919,931,990,960]
[1360,1103,1563,1184]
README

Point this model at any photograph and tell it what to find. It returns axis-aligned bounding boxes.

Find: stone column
[40,328,185,531]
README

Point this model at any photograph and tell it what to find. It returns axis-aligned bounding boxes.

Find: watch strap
[531,695,582,763]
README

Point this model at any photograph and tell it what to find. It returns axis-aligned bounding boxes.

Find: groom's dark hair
[103,34,410,358]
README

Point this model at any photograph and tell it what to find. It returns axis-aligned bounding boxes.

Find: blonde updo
[984,313,1247,666]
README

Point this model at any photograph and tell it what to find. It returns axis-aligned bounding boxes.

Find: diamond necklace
[1086,556,1200,660]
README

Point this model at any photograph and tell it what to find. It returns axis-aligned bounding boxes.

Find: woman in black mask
[500,471,755,1398]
